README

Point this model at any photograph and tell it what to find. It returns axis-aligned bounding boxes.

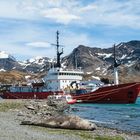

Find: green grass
[30,126,125,140]
[30,126,94,140]
[0,101,24,112]
[94,135,125,140]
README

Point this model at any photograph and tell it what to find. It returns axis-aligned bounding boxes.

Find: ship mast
[52,31,63,68]
[56,31,63,68]
[113,44,119,85]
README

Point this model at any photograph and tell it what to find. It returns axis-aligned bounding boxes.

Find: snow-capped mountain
[61,40,140,82]
[0,52,52,73]
[0,51,20,71]
[61,45,109,75]
[0,51,16,60]
[0,40,140,83]
[21,56,53,73]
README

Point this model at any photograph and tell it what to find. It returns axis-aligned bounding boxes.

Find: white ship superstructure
[44,67,83,91]
[43,31,83,92]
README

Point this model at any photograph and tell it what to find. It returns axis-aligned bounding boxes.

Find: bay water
[72,97,140,133]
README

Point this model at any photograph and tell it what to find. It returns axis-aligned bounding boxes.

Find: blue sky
[0,0,140,60]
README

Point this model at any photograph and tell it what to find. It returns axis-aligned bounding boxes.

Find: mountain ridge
[0,40,140,83]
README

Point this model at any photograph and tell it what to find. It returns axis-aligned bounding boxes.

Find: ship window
[51,73,58,75]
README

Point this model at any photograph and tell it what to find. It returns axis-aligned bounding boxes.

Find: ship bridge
[44,68,83,91]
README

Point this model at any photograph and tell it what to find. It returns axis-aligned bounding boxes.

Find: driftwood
[19,98,97,130]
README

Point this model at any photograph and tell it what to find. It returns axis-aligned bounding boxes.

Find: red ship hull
[0,83,140,104]
[71,83,140,104]
[0,91,63,99]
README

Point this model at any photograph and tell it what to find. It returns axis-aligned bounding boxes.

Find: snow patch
[25,75,31,79]
[0,51,9,58]
[48,58,55,63]
[40,69,44,72]
[102,68,107,75]
[123,45,127,48]
[0,51,15,60]
[89,51,94,57]
[92,75,100,80]
[18,61,27,66]
[0,68,6,72]
[86,72,92,74]
[61,61,67,68]
[117,43,123,48]
[120,54,127,59]
[96,67,101,70]
[96,53,112,59]
[126,56,132,59]
[125,60,136,67]
[26,56,47,65]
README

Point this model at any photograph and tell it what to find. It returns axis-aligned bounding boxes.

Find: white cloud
[0,0,140,61]
[0,0,140,28]
[42,8,80,24]
[79,4,98,12]
[78,0,140,28]
[26,41,50,48]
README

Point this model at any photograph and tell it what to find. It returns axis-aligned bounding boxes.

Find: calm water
[72,97,140,133]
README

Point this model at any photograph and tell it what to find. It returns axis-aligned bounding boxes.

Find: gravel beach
[0,100,140,140]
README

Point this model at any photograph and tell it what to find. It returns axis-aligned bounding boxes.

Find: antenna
[51,31,63,68]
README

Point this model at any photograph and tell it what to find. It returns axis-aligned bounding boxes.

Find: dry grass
[0,100,24,112]
[0,70,26,84]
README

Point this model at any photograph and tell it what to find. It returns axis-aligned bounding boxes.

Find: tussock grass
[30,126,125,140]
[94,135,124,140]
[30,126,94,140]
[0,100,24,112]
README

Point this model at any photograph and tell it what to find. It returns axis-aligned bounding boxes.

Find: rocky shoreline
[0,99,140,140]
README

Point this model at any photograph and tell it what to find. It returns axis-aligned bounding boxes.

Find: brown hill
[0,71,27,84]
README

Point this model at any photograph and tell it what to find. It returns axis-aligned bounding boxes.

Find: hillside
[0,71,26,84]
[0,40,140,84]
